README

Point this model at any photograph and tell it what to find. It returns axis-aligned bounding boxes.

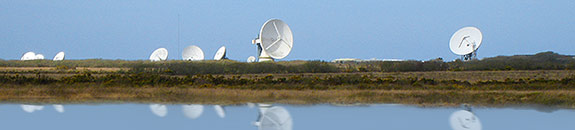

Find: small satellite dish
[21,52,36,61]
[182,45,204,61]
[214,105,226,118]
[182,104,204,119]
[449,27,483,61]
[53,104,65,113]
[149,104,168,117]
[450,110,482,130]
[35,54,45,60]
[247,56,256,63]
[149,48,168,61]
[255,106,293,130]
[213,46,227,60]
[252,19,294,62]
[53,52,65,61]
[21,105,44,113]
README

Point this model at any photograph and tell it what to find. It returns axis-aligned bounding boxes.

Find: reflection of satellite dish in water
[450,110,482,130]
[247,56,256,63]
[149,104,168,117]
[182,45,204,61]
[53,52,65,61]
[449,27,483,61]
[21,52,36,61]
[213,46,227,60]
[252,19,294,62]
[182,104,204,119]
[255,105,293,130]
[149,48,169,61]
[214,105,226,118]
[21,105,44,113]
[35,54,45,60]
[53,104,65,113]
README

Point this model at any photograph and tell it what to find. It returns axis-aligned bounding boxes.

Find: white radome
[149,48,168,61]
[35,54,45,60]
[247,56,256,63]
[182,45,204,61]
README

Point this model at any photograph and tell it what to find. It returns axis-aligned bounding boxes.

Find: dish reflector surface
[257,106,292,130]
[21,105,44,113]
[21,52,36,61]
[450,110,482,130]
[182,104,204,119]
[258,19,293,59]
[53,104,65,113]
[150,104,168,117]
[213,46,227,60]
[247,56,256,63]
[182,46,204,61]
[449,27,483,55]
[149,48,168,61]
[53,52,65,61]
[214,105,226,118]
[35,54,45,60]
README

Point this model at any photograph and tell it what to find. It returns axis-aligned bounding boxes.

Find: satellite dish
[449,27,483,60]
[214,105,226,118]
[252,19,294,62]
[213,46,227,60]
[53,52,65,61]
[21,52,36,61]
[182,104,204,119]
[149,48,168,61]
[53,104,65,113]
[182,45,204,61]
[149,104,168,117]
[450,110,482,130]
[247,56,256,63]
[35,54,45,60]
[255,106,293,130]
[21,105,44,113]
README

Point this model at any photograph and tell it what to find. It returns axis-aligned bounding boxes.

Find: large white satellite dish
[449,27,483,61]
[247,56,256,63]
[213,46,227,60]
[450,110,482,130]
[182,45,204,61]
[53,104,65,113]
[21,105,44,113]
[214,105,226,118]
[53,52,65,61]
[252,19,294,62]
[35,54,45,60]
[21,52,36,61]
[149,48,168,61]
[255,106,293,130]
[182,104,204,119]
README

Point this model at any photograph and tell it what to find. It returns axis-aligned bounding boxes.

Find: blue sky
[1,0,574,61]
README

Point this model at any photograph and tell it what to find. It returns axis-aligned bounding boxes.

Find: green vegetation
[1,51,574,74]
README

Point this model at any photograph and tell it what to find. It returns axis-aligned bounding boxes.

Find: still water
[1,104,573,130]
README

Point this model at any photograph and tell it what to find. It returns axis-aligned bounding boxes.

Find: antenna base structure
[461,51,477,61]
[253,38,275,62]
